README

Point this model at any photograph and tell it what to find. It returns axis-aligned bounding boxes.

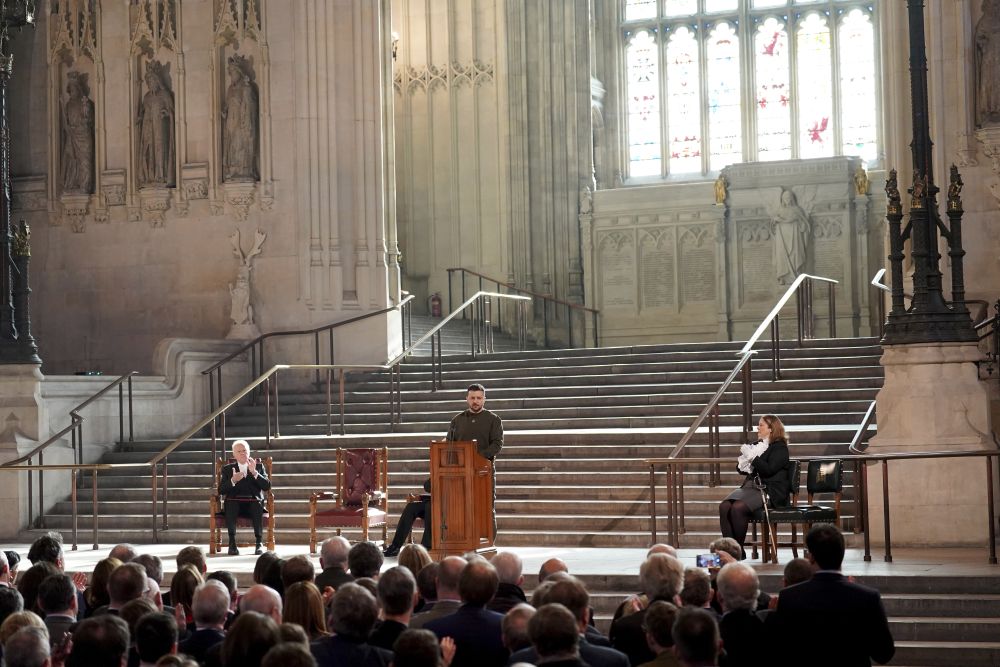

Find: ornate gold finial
[910,171,926,209]
[854,164,869,196]
[948,164,964,212]
[885,169,901,214]
[714,174,727,205]
[12,220,30,257]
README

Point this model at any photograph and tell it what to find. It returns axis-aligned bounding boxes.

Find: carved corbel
[975,125,1000,206]
[61,194,90,233]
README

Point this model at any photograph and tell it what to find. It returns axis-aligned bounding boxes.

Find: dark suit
[768,571,895,666]
[368,618,407,651]
[718,609,763,667]
[425,604,507,667]
[410,598,461,629]
[218,461,271,545]
[310,635,392,667]
[611,600,672,667]
[314,565,353,592]
[43,614,76,647]
[178,627,226,664]
[487,582,527,614]
[509,637,629,667]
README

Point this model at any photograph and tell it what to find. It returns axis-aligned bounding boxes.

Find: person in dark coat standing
[718,415,791,555]
[425,559,506,667]
[218,439,271,555]
[311,583,392,667]
[446,383,504,539]
[767,524,894,667]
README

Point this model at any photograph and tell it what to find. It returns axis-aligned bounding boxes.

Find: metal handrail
[201,294,416,412]
[447,267,599,348]
[668,274,839,459]
[146,291,532,541]
[849,400,877,454]
[0,371,138,530]
[645,448,1000,565]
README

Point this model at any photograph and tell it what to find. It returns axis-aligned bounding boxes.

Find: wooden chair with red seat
[209,456,276,555]
[309,447,389,553]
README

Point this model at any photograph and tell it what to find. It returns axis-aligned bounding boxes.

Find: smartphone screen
[696,553,720,567]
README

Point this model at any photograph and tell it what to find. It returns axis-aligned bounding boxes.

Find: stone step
[881,594,1000,617]
[891,641,1000,667]
[889,617,1000,642]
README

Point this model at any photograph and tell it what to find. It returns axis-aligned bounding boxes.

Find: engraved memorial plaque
[640,229,674,309]
[679,226,716,304]
[598,231,637,308]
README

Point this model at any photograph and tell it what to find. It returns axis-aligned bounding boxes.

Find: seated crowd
[0,523,893,667]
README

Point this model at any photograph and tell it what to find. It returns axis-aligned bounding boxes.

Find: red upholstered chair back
[340,448,380,507]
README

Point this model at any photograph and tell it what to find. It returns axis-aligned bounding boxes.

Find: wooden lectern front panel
[430,440,493,556]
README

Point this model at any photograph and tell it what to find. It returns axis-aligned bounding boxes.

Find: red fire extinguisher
[429,292,442,318]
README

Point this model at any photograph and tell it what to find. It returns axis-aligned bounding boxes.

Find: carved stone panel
[739,220,774,305]
[597,231,637,310]
[812,216,846,284]
[639,229,674,310]
[678,225,716,306]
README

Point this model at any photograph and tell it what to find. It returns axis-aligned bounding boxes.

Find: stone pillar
[0,363,47,539]
[867,342,997,546]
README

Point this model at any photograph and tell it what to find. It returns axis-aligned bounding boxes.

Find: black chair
[748,459,801,564]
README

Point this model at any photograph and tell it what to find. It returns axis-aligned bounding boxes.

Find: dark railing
[974,300,1000,378]
[446,267,599,348]
[147,291,531,541]
[669,274,838,459]
[644,449,1000,565]
[201,294,415,413]
[0,371,137,531]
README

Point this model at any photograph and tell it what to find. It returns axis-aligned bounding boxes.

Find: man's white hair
[231,439,250,452]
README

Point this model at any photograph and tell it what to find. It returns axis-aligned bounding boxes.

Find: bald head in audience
[239,584,282,624]
[108,544,136,563]
[436,556,467,601]
[319,536,350,571]
[646,544,678,558]
[492,552,524,586]
[538,558,568,584]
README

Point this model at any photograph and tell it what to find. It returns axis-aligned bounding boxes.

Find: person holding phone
[717,414,791,558]
[219,439,271,556]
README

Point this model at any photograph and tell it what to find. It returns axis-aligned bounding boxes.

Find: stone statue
[228,228,266,339]
[61,72,94,194]
[771,189,811,285]
[714,175,727,204]
[579,184,593,215]
[976,0,1000,126]
[222,55,259,182]
[853,165,869,196]
[137,61,176,188]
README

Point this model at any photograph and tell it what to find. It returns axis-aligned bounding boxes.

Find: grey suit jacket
[44,615,76,646]
[410,599,462,629]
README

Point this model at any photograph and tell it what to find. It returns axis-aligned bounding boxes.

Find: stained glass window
[666,26,701,174]
[796,12,833,158]
[755,17,791,160]
[619,1,880,178]
[839,9,878,162]
[707,22,742,171]
[627,30,662,177]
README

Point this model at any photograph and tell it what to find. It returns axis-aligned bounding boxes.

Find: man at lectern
[446,383,504,539]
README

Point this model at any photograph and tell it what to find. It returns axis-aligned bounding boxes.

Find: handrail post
[339,369,347,436]
[209,373,216,413]
[326,368,333,437]
[431,331,438,391]
[162,458,169,530]
[461,272,466,319]
[862,460,871,561]
[314,332,321,388]
[543,300,549,347]
[71,470,78,551]
[118,384,124,444]
[828,282,837,337]
[741,357,754,440]
[592,311,599,348]
[27,456,32,528]
[151,463,158,542]
[649,464,657,544]
[987,454,997,565]
[38,451,44,528]
[264,376,271,448]
[882,460,892,563]
[273,371,280,438]
[127,374,134,443]
[448,269,453,314]
[91,468,98,550]
[796,286,804,347]
[771,319,780,381]
[567,304,573,348]
[250,346,257,406]
[878,287,886,338]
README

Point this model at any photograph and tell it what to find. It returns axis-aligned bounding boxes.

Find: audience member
[3,625,51,667]
[38,574,78,647]
[144,578,166,612]
[221,611,281,667]
[510,576,627,667]
[175,548,207,577]
[537,558,568,584]
[205,571,239,621]
[132,556,164,588]
[240,585,283,625]
[178,580,229,663]
[278,622,311,647]
[1,611,47,647]
[135,612,178,667]
[610,554,684,667]
[398,544,432,577]
[253,552,280,585]
[85,559,122,616]
[647,545,678,558]
[528,603,584,667]
[424,559,505,667]
[679,569,714,616]
[314,538,353,592]
[0,550,12,588]
[101,563,148,616]
[282,582,328,641]
[281,555,316,590]
[708,539,740,563]
[67,614,130,667]
[353,577,379,599]
[169,566,203,625]
[109,545,137,564]
[154,656,199,667]
[310,583,391,667]
[780,557,813,588]
[410,557,465,629]
[501,603,535,654]
[368,566,417,650]
[0,587,24,627]
[768,524,894,666]
[714,563,761,667]
[4,551,21,583]
[118,598,156,648]
[27,535,64,569]
[262,559,286,598]
[392,628,450,667]
[414,562,439,614]
[639,600,679,667]
[18,563,60,616]
[261,642,318,667]
[348,542,384,580]
[672,608,721,667]
[487,552,527,614]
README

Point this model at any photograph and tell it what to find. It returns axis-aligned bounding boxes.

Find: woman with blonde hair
[397,543,432,576]
[0,610,47,645]
[282,581,328,640]
[717,414,791,557]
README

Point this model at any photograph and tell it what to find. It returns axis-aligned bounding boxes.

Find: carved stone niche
[61,193,90,233]
[975,125,1000,206]
[139,187,171,228]
[101,169,126,208]
[182,162,209,201]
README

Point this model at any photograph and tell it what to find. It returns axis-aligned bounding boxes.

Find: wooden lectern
[429,440,494,558]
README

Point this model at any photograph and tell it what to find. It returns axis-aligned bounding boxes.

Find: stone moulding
[139,187,171,227]
[60,193,90,233]
[12,175,47,212]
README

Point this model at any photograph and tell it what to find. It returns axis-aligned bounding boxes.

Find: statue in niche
[579,184,592,215]
[222,55,259,182]
[770,189,812,285]
[976,0,1000,126]
[228,227,267,339]
[61,72,94,194]
[137,61,176,188]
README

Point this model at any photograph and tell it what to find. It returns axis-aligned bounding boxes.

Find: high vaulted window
[622,0,880,179]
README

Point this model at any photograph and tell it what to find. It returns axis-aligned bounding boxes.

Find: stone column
[0,364,47,539]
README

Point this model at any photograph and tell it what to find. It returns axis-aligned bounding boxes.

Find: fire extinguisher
[429,292,442,318]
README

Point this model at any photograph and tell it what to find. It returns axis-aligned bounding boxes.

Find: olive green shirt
[446,408,504,460]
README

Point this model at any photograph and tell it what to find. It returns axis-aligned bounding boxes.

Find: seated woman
[718,414,791,557]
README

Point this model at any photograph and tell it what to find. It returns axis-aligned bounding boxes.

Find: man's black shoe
[383,544,400,558]
[255,544,264,555]
[228,545,239,556]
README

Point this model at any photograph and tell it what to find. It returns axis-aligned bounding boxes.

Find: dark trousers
[224,499,263,544]
[388,500,432,549]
